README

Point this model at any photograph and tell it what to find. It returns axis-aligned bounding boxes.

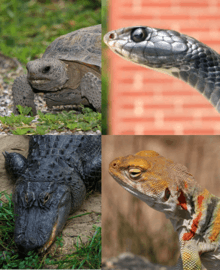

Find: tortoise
[12,24,101,115]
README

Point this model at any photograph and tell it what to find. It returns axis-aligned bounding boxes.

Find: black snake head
[104,26,220,112]
[104,26,198,70]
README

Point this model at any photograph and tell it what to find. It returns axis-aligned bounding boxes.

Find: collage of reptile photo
[1,0,220,270]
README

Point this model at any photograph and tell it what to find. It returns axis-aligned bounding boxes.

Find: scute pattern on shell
[42,24,101,67]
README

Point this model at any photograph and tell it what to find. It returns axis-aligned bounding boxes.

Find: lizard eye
[128,168,142,179]
[164,187,171,201]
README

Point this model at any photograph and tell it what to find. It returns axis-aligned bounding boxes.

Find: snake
[104,26,220,113]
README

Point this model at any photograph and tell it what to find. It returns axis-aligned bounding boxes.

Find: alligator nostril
[42,66,50,73]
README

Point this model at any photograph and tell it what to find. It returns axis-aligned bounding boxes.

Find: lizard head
[109,150,199,217]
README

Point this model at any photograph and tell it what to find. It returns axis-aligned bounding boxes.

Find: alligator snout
[16,237,40,253]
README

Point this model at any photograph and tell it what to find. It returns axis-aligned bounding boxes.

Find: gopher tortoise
[12,24,101,115]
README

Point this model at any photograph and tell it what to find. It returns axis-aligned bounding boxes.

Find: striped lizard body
[109,150,220,270]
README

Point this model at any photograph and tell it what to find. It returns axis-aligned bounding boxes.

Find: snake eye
[42,66,50,73]
[131,28,147,43]
[128,168,142,179]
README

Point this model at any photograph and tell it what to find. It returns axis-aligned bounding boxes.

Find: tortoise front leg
[44,87,90,109]
[12,75,36,115]
[80,72,101,112]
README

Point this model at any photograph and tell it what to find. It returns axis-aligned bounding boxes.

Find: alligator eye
[128,168,142,179]
[44,193,50,203]
[131,28,147,43]
[42,66,50,73]
[25,194,28,203]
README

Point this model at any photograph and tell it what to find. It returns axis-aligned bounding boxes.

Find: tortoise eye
[42,66,50,73]
[128,168,142,179]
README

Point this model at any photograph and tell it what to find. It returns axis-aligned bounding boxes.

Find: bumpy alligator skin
[3,135,101,253]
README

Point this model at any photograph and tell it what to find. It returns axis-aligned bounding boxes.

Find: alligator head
[4,152,86,253]
[13,179,72,253]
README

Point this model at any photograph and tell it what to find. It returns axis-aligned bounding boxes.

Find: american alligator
[3,135,101,253]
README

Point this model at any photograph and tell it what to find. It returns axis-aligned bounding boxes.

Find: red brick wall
[107,0,220,135]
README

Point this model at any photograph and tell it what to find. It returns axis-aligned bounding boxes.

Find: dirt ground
[0,135,101,255]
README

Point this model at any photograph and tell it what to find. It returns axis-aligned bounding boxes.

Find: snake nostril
[112,162,117,167]
[109,33,115,39]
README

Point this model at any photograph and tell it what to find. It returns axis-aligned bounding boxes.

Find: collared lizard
[109,150,220,270]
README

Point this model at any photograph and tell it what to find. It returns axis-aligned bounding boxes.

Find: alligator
[3,135,101,253]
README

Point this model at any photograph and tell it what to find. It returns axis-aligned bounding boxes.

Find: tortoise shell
[42,24,101,68]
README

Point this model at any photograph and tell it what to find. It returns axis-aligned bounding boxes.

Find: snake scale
[104,26,220,113]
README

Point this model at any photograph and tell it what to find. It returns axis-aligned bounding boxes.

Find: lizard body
[109,150,220,270]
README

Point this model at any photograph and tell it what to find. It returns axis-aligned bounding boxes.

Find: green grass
[0,191,101,269]
[0,0,101,64]
[0,106,101,134]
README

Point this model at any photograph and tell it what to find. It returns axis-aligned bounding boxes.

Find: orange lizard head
[109,150,201,214]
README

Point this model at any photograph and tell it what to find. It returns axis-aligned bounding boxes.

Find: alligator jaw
[40,220,59,253]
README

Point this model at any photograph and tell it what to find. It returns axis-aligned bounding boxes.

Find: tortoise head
[26,58,69,91]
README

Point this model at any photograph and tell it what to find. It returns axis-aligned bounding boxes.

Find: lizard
[109,150,220,270]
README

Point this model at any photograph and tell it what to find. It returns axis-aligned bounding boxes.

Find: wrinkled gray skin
[3,135,101,253]
[104,26,220,113]
[13,24,101,115]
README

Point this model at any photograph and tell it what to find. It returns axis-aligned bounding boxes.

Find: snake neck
[168,47,220,112]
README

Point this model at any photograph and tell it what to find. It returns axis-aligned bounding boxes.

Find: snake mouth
[114,49,124,57]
